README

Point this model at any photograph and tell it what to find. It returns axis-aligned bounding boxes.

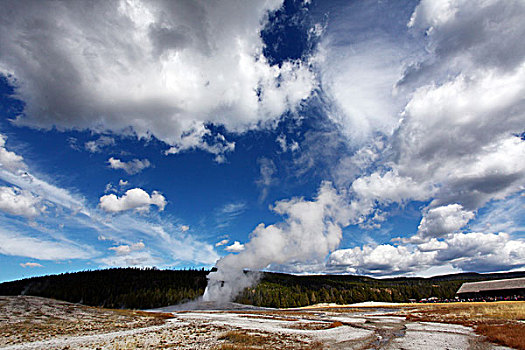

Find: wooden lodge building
[456,277,525,299]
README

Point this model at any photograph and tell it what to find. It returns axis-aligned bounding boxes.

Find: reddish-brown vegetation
[402,301,525,350]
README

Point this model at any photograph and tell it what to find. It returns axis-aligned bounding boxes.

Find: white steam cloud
[204,182,350,302]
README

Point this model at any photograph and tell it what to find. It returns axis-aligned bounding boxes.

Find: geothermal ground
[0,296,522,349]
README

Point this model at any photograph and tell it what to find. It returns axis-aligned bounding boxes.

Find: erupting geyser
[203,182,350,302]
[203,268,260,304]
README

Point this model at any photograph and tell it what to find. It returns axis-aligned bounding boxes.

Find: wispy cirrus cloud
[0,226,96,261]
[215,202,246,229]
[20,262,43,268]
[215,239,229,247]
[85,136,115,153]
[0,134,218,268]
[256,158,277,202]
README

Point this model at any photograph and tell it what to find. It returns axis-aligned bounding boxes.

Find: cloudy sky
[0,0,524,282]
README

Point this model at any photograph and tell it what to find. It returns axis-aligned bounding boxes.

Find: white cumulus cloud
[410,204,475,243]
[0,135,25,172]
[108,158,151,175]
[417,238,449,252]
[0,186,42,218]
[0,0,316,159]
[328,244,435,276]
[328,231,525,276]
[327,0,525,242]
[99,188,166,213]
[215,239,229,247]
[225,241,245,253]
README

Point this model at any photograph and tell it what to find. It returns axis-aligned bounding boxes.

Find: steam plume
[203,182,350,302]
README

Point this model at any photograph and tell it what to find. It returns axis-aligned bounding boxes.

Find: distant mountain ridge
[1,268,524,309]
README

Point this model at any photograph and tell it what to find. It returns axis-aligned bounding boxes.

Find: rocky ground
[0,296,516,349]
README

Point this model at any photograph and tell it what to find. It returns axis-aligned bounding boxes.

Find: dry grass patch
[403,301,525,350]
[111,308,174,319]
[476,322,525,350]
[328,321,343,328]
[405,301,524,324]
[215,329,323,350]
[218,330,268,346]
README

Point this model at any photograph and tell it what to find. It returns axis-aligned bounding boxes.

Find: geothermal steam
[203,182,350,302]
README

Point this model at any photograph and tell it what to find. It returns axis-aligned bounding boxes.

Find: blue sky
[0,0,524,283]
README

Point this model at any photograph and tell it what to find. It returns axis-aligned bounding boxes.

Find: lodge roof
[457,277,525,294]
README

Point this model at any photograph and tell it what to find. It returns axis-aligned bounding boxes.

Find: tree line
[1,268,523,309]
[236,272,462,308]
[0,268,208,309]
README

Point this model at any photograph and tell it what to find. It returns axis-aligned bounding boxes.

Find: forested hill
[239,271,525,308]
[0,268,208,309]
[1,268,524,309]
